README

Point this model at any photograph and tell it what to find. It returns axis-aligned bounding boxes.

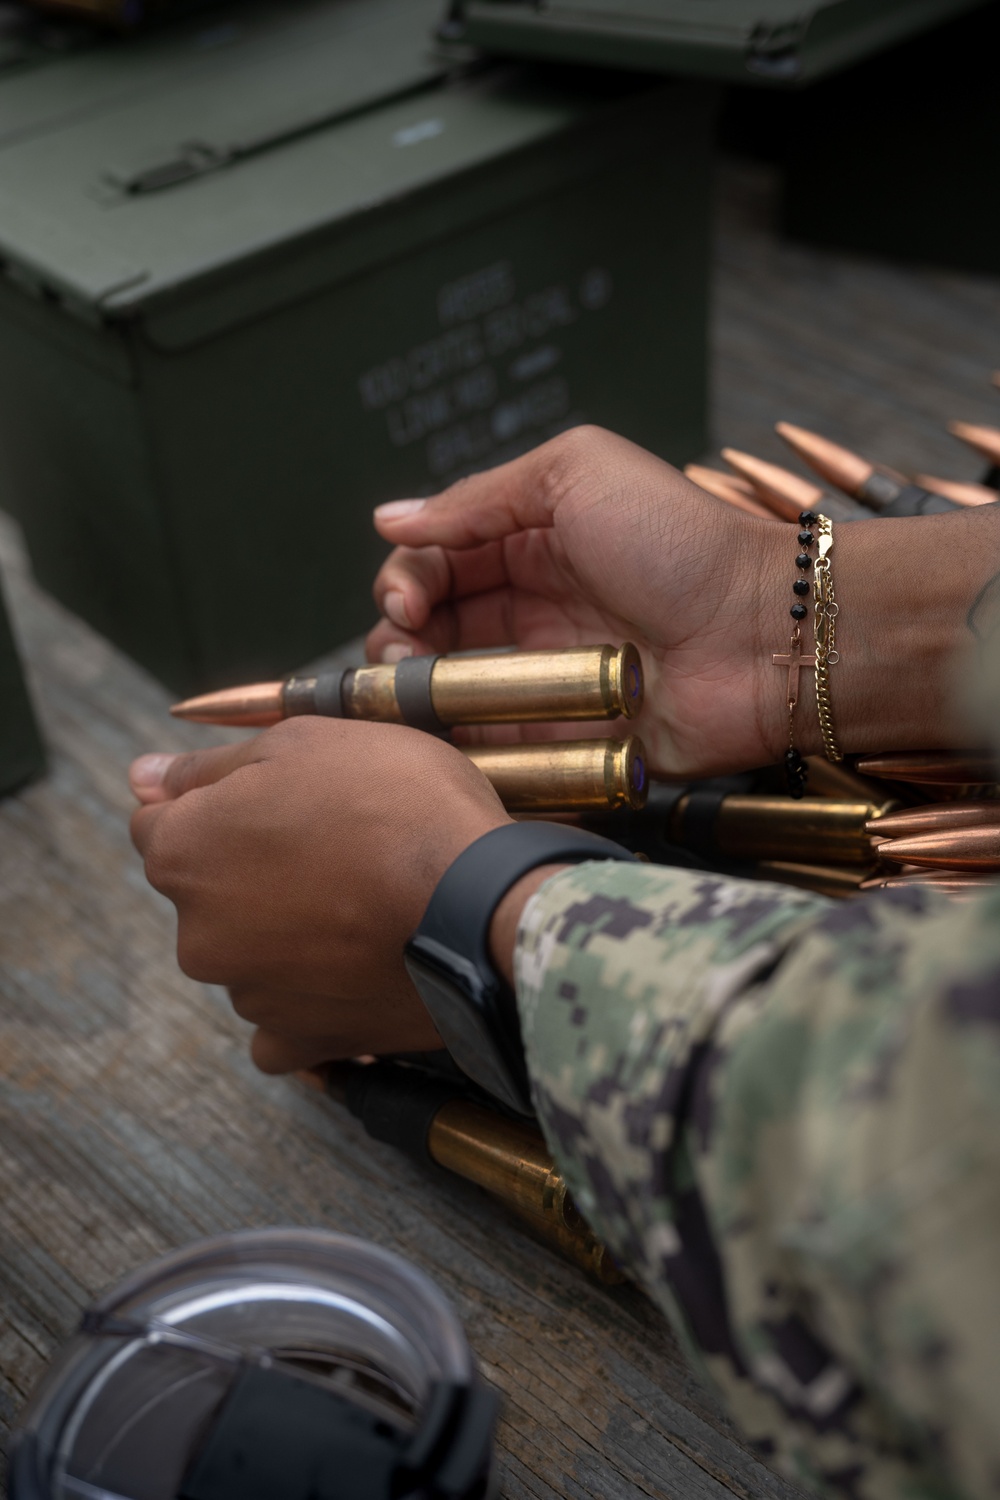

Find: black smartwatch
[404,822,637,1115]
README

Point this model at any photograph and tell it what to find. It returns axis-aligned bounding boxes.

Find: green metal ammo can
[0,0,716,694]
[449,0,996,276]
[0,573,45,798]
[446,0,990,86]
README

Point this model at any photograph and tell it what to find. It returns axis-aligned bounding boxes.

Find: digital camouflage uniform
[514,863,1000,1500]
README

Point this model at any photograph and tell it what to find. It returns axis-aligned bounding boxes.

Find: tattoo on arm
[967,571,1000,644]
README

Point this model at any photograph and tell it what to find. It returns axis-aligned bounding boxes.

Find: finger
[130,800,168,859]
[129,736,267,806]
[364,592,519,662]
[373,545,451,634]
[367,573,617,663]
[373,541,509,634]
[373,439,569,551]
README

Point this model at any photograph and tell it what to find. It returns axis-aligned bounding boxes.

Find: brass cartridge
[415,644,642,726]
[324,1062,623,1283]
[756,861,872,899]
[667,793,893,866]
[861,871,996,897]
[428,1099,621,1283]
[466,737,647,813]
[805,756,909,804]
[172,643,643,729]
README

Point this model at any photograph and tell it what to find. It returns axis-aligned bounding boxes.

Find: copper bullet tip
[721,447,824,522]
[946,420,1000,466]
[854,751,998,786]
[877,826,1000,872]
[913,474,998,507]
[773,422,877,498]
[170,681,285,726]
[865,800,1000,839]
[684,465,776,520]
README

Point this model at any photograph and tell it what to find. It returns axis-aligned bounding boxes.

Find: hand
[369,426,1000,770]
[368,426,787,777]
[129,719,510,1073]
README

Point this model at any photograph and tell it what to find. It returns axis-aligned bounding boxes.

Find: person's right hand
[367,426,789,778]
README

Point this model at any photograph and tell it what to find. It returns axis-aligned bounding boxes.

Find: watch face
[404,948,532,1116]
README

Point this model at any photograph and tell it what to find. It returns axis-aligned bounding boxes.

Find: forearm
[752,506,1000,762]
[509,860,1000,1496]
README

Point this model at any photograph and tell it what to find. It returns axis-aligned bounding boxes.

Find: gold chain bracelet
[813,515,843,763]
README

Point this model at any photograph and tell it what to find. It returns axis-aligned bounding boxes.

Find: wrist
[752,509,998,763]
[488,864,570,987]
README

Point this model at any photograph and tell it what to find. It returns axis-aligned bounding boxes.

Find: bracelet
[813,515,843,762]
[772,509,819,798]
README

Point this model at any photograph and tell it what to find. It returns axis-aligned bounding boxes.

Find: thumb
[129,736,267,805]
[373,436,570,551]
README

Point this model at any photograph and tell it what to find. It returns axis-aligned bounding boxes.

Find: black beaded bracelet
[772,509,819,799]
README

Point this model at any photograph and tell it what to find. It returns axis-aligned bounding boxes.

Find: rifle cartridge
[325,1062,622,1283]
[668,793,893,866]
[865,800,1000,840]
[854,751,998,786]
[722,447,871,524]
[805,755,912,804]
[861,871,996,897]
[775,423,956,515]
[775,422,900,501]
[947,420,1000,467]
[429,1098,621,1282]
[874,826,1000,872]
[683,465,776,520]
[913,474,998,507]
[171,643,643,729]
[466,737,647,813]
[756,861,871,899]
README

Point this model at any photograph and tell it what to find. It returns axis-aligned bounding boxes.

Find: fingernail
[129,753,176,789]
[383,589,411,629]
[374,499,426,521]
[382,642,414,664]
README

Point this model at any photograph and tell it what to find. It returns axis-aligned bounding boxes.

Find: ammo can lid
[446,0,991,85]
[0,0,660,332]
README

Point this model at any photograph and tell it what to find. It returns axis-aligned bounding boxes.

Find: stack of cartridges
[175,365,1000,900]
[174,649,999,901]
[671,367,999,902]
[171,645,649,816]
[686,371,1000,523]
[856,754,1000,899]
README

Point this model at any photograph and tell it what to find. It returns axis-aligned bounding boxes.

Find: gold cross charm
[772,631,815,709]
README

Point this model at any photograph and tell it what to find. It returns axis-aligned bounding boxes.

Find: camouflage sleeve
[514,862,1000,1500]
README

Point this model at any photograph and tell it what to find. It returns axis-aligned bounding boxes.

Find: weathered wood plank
[1,156,997,1498]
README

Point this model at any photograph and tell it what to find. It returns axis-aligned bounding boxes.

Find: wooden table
[1,159,998,1498]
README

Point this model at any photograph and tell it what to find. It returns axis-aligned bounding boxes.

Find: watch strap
[407,822,636,1111]
[414,821,638,973]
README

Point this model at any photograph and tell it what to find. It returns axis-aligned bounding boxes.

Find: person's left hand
[129,718,510,1073]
